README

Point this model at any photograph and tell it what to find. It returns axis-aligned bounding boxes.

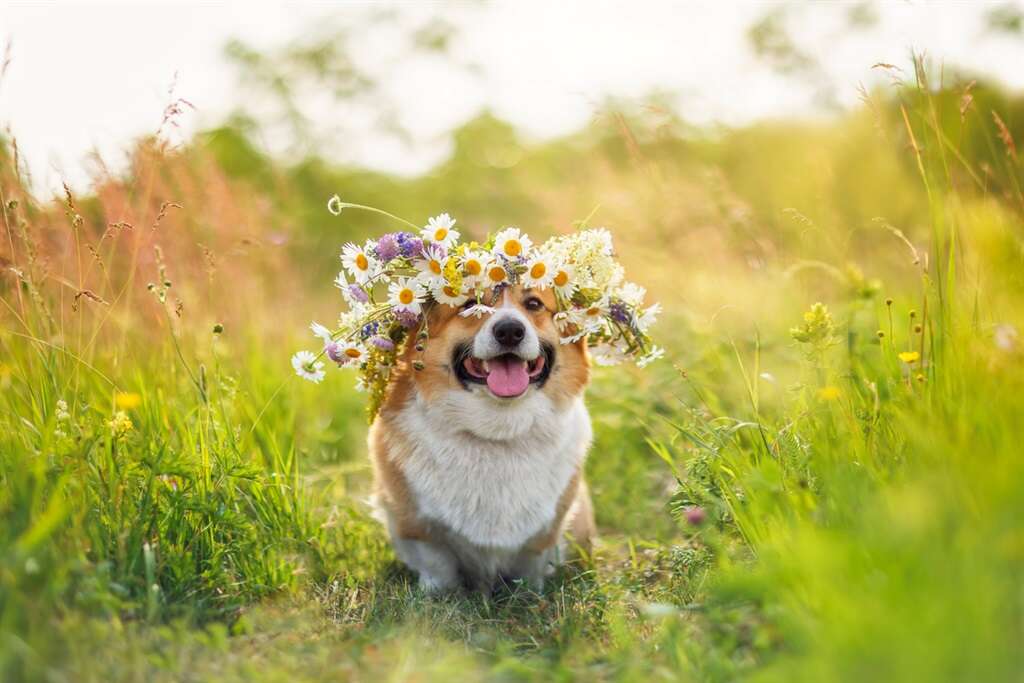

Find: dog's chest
[396,399,590,549]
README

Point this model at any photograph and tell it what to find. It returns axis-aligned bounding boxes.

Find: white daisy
[415,243,448,287]
[492,227,532,260]
[291,350,325,383]
[551,262,577,297]
[432,281,469,307]
[421,213,460,248]
[483,259,510,287]
[635,302,662,332]
[333,271,370,307]
[340,242,379,284]
[616,282,647,307]
[388,277,427,315]
[460,249,489,286]
[591,342,629,366]
[555,305,604,344]
[310,321,334,344]
[460,303,496,319]
[333,339,368,366]
[637,346,665,368]
[522,251,555,289]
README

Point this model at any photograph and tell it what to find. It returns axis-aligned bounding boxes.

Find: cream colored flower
[388,277,427,315]
[415,243,448,287]
[421,213,460,248]
[432,281,469,307]
[492,227,532,260]
[522,252,555,289]
[340,242,379,284]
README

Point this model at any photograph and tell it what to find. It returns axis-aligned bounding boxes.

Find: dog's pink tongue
[486,357,530,397]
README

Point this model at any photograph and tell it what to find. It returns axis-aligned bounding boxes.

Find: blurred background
[1,2,1023,681]
[4,2,1024,191]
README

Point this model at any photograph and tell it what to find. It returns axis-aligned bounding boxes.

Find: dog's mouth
[454,344,554,398]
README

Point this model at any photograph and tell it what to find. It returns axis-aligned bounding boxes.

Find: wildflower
[609,301,631,324]
[637,346,665,368]
[415,243,448,287]
[331,340,367,366]
[291,350,326,383]
[310,321,334,344]
[551,263,577,297]
[394,309,422,329]
[443,256,464,292]
[388,277,427,315]
[790,302,837,356]
[522,252,555,289]
[108,410,133,438]
[684,506,706,526]
[374,233,400,262]
[395,233,423,258]
[115,392,142,410]
[582,296,611,321]
[340,242,379,284]
[55,400,71,421]
[898,351,920,364]
[325,342,344,364]
[334,271,370,305]
[460,303,496,319]
[369,336,396,351]
[555,307,602,343]
[484,260,510,286]
[433,281,469,307]
[817,386,841,401]
[492,227,532,260]
[591,342,628,366]
[461,250,489,285]
[421,213,459,248]
[616,282,647,307]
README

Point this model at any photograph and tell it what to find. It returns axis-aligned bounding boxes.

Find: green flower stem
[329,198,421,232]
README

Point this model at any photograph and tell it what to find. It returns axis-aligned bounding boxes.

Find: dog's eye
[461,299,477,310]
[523,296,545,311]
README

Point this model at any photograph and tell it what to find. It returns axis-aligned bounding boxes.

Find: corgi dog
[369,284,595,592]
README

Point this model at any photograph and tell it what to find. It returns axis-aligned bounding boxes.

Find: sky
[2,1,1022,193]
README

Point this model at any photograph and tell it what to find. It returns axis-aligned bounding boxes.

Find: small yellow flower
[817,386,841,401]
[115,392,142,410]
[443,257,463,292]
[898,351,920,364]
[108,411,133,438]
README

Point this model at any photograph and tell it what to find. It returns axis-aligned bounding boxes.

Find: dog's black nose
[493,319,526,347]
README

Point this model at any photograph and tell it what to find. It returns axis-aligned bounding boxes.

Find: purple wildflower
[684,506,706,526]
[325,343,345,365]
[610,300,631,324]
[395,232,423,258]
[394,309,421,329]
[348,285,369,303]
[375,233,400,262]
[360,322,380,339]
[369,336,395,351]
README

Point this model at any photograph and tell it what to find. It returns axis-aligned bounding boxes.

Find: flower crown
[291,198,662,418]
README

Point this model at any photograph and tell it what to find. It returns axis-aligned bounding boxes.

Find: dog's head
[400,285,589,437]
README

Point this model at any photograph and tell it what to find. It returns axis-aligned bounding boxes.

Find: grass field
[1,59,1023,681]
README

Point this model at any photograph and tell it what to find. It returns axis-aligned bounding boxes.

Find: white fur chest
[394,391,592,549]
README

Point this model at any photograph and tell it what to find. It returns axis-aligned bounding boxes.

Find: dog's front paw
[418,571,459,594]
